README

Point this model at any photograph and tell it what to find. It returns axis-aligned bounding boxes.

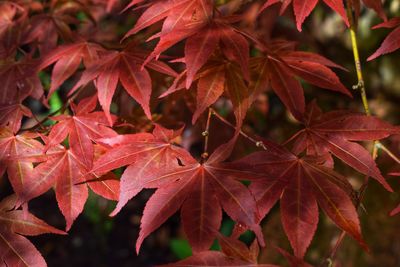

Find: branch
[321,2,382,265]
[376,142,400,165]
[19,87,85,133]
[210,108,267,150]
[201,108,213,162]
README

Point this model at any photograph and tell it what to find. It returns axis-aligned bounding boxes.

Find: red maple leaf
[45,94,117,168]
[37,40,104,98]
[0,194,65,267]
[124,0,250,87]
[227,140,367,259]
[15,96,119,230]
[0,57,43,103]
[159,251,279,267]
[368,17,400,60]
[69,45,177,124]
[0,128,45,200]
[287,100,399,191]
[260,0,349,31]
[250,45,350,120]
[0,95,32,134]
[162,59,251,128]
[19,143,119,231]
[91,124,265,253]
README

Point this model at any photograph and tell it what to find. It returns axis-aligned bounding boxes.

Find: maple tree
[0,0,400,266]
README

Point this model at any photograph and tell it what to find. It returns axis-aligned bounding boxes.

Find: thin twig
[321,2,382,265]
[19,87,84,133]
[210,108,267,150]
[201,108,213,161]
[376,142,400,165]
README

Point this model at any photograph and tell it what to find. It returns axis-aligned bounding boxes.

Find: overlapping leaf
[368,17,400,60]
[0,58,43,103]
[250,46,350,120]
[91,125,265,253]
[70,46,177,124]
[125,0,250,88]
[16,97,119,230]
[0,95,32,134]
[20,143,119,231]
[123,0,213,65]
[160,251,278,267]
[162,59,250,128]
[260,0,349,31]
[288,100,398,191]
[227,140,366,259]
[0,194,64,267]
[38,41,104,98]
[45,94,117,168]
[0,127,45,199]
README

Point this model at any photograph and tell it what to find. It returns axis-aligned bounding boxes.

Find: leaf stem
[346,1,370,116]
[19,87,84,133]
[376,142,400,164]
[201,108,213,161]
[210,108,267,150]
[321,2,383,265]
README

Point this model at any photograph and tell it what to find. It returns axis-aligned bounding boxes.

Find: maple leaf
[260,0,349,31]
[351,0,387,22]
[391,204,400,216]
[162,59,251,127]
[19,141,119,231]
[250,46,350,120]
[0,128,45,200]
[125,0,250,86]
[0,2,24,38]
[19,145,88,231]
[23,13,73,54]
[90,124,264,253]
[69,46,177,124]
[227,140,367,259]
[217,234,261,264]
[15,95,120,230]
[0,57,43,103]
[368,17,400,61]
[161,234,279,267]
[287,100,398,191]
[159,250,279,267]
[0,194,65,267]
[274,246,313,267]
[38,40,104,98]
[22,0,97,55]
[0,95,32,134]
[45,94,117,168]
[184,21,250,88]
[123,0,212,60]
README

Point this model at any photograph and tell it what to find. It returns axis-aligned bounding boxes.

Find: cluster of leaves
[0,0,400,266]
